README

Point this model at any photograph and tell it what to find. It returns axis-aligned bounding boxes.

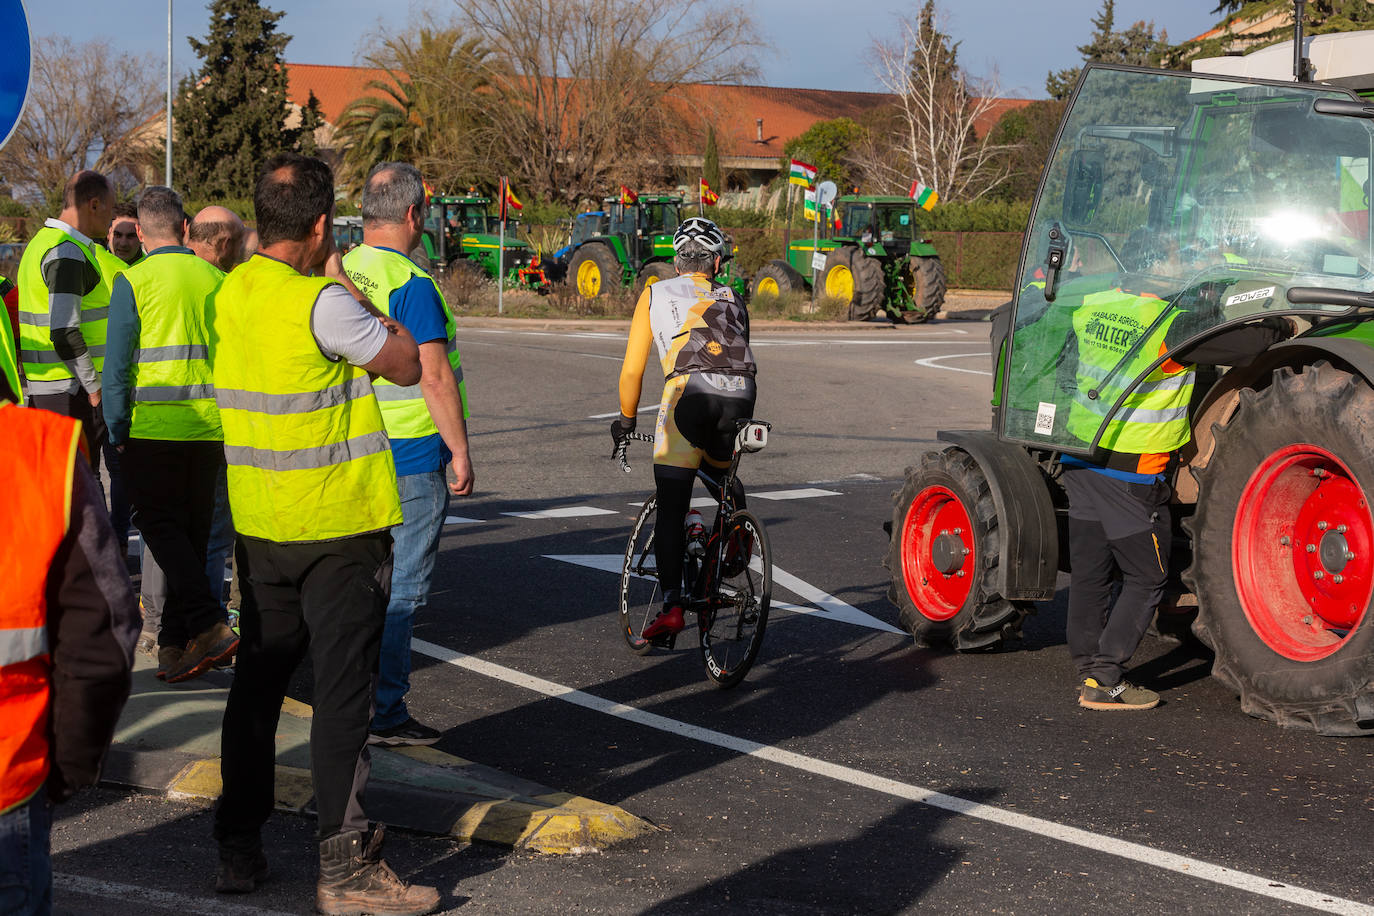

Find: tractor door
[998,64,1374,457]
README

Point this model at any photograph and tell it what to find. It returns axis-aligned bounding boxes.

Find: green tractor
[750,195,946,322]
[560,193,749,299]
[886,58,1374,734]
[563,194,683,297]
[421,193,547,290]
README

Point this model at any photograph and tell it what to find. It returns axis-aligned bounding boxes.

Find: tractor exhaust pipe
[1293,0,1310,82]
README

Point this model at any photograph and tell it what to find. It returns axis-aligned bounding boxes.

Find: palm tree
[335,28,493,193]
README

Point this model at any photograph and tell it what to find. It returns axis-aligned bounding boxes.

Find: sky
[24,0,1224,100]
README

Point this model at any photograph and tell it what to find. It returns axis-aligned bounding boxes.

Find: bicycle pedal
[649,632,678,650]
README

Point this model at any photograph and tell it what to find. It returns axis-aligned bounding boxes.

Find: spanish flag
[499,177,523,222]
[700,178,719,207]
[620,185,639,205]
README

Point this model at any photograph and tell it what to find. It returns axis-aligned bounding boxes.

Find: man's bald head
[188,205,247,271]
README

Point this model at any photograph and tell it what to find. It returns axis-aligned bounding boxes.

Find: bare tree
[0,36,162,209]
[858,1,1011,203]
[453,0,761,205]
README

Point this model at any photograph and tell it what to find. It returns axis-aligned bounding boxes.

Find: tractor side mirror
[1064,150,1104,225]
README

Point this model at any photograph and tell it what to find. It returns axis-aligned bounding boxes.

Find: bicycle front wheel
[619,496,661,655]
[699,510,771,688]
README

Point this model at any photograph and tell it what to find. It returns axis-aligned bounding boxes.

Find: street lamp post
[166,0,173,185]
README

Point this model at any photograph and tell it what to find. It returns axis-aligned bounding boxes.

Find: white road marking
[410,640,1374,916]
[504,506,620,520]
[627,497,717,509]
[752,487,842,501]
[54,873,297,915]
[915,351,993,376]
[543,554,905,635]
[588,405,658,420]
[445,515,484,525]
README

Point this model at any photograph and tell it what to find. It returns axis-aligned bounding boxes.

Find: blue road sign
[0,0,30,152]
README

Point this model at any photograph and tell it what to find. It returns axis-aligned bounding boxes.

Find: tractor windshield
[643,202,680,234]
[1001,64,1374,455]
[873,205,916,244]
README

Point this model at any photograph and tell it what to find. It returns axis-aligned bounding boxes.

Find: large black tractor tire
[822,247,884,320]
[568,243,623,298]
[750,259,805,300]
[894,256,946,324]
[1184,362,1374,735]
[634,261,676,297]
[445,257,488,282]
[886,449,1028,651]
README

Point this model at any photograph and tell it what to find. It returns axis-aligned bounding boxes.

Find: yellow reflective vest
[341,244,469,440]
[1065,288,1194,455]
[16,225,113,383]
[122,251,224,441]
[0,275,18,399]
[209,255,401,542]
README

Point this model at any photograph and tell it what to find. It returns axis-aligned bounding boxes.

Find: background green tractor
[564,194,683,297]
[887,57,1374,735]
[560,193,748,299]
[751,195,946,323]
[421,193,547,290]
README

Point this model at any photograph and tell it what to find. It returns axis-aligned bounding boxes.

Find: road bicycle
[614,419,773,688]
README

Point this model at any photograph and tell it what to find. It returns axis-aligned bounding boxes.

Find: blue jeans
[0,792,53,916]
[374,470,449,730]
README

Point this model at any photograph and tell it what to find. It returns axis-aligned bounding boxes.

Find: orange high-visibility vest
[0,403,81,814]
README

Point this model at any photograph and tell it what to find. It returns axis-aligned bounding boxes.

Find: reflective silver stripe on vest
[82,307,110,322]
[224,429,391,471]
[1116,404,1191,424]
[132,384,216,402]
[0,626,49,667]
[16,311,49,327]
[374,364,462,398]
[215,375,372,415]
[134,344,209,361]
[19,345,106,363]
[374,383,421,402]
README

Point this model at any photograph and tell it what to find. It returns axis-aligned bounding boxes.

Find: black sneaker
[1079,678,1160,710]
[368,717,441,747]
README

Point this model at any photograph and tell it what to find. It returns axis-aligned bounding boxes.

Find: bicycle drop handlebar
[614,432,655,473]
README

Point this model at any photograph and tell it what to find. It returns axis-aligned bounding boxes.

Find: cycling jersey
[618,273,755,419]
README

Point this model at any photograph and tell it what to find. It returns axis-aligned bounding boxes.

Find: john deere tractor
[750,195,946,322]
[886,55,1374,735]
[421,193,547,291]
[561,194,683,297]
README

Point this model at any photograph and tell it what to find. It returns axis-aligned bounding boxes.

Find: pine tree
[1046,0,1167,99]
[172,0,314,199]
[702,126,722,193]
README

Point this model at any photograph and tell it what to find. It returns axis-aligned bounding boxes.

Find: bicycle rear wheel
[619,496,662,655]
[699,510,771,688]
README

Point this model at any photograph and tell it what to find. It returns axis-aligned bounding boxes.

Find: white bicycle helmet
[673,217,728,257]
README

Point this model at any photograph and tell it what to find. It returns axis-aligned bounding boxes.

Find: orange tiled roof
[284,62,1029,156]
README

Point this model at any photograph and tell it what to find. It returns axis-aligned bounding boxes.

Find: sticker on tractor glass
[1034,402,1056,436]
[900,214,910,225]
[1224,286,1275,307]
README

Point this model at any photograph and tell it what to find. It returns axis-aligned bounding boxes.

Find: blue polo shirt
[379,247,451,477]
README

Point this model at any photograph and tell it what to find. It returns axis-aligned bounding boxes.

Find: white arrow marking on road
[752,488,842,501]
[914,351,992,376]
[505,506,621,520]
[588,404,658,420]
[445,515,484,525]
[543,554,906,635]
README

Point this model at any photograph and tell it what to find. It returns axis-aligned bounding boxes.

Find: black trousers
[122,438,226,647]
[28,390,130,547]
[1062,468,1171,687]
[214,531,392,848]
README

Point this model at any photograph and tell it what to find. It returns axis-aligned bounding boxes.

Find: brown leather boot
[316,825,439,916]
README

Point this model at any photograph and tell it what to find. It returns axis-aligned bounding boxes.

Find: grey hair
[136,186,186,238]
[674,239,715,275]
[361,162,426,226]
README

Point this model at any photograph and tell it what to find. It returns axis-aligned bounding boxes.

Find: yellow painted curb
[165,757,314,813]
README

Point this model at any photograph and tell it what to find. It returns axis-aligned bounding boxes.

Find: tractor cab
[997,64,1374,458]
[419,192,540,285]
[606,194,682,264]
[836,200,919,250]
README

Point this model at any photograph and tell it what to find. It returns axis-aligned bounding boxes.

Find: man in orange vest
[0,370,140,914]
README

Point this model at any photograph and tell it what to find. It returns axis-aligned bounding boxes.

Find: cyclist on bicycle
[612,217,757,640]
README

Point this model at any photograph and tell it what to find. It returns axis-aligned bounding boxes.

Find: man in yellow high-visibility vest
[343,162,474,748]
[102,186,236,684]
[208,152,437,916]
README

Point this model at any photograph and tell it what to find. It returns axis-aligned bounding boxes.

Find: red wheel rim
[900,485,976,621]
[1233,444,1373,661]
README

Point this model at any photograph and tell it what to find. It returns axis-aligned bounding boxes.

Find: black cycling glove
[611,415,637,457]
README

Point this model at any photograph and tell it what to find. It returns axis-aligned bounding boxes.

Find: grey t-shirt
[310,284,388,365]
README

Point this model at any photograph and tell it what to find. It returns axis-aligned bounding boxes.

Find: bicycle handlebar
[614,431,654,473]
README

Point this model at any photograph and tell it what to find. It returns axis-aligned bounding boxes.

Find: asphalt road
[52,320,1374,915]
